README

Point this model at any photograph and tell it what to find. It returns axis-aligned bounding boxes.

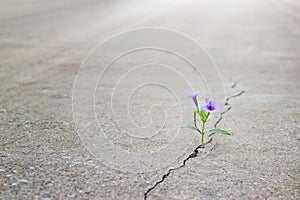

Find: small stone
[18,179,29,184]
[69,193,76,198]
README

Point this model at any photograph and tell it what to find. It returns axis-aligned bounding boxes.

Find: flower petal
[186,91,200,107]
[186,91,200,98]
[206,98,210,104]
[201,98,221,113]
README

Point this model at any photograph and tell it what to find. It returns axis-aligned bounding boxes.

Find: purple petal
[205,98,210,104]
[187,91,200,107]
[201,105,208,111]
[186,91,200,98]
[201,98,221,113]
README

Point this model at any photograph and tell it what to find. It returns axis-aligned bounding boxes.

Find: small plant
[183,91,230,146]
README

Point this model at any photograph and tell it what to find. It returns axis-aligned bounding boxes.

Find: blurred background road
[0,0,299,199]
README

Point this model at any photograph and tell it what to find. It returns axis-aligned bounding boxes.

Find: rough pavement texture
[0,0,299,199]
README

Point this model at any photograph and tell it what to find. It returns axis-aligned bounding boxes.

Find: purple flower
[201,98,220,113]
[187,91,200,108]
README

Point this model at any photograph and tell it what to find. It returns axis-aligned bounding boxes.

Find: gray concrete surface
[0,0,299,199]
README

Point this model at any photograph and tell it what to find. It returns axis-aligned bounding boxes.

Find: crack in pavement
[144,83,245,200]
[144,138,213,200]
[210,89,245,136]
[231,81,237,88]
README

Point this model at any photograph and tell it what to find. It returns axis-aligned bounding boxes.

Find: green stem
[194,111,202,137]
[193,111,197,128]
[201,112,210,146]
[201,121,205,145]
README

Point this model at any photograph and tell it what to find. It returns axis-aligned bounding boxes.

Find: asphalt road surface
[0,0,299,199]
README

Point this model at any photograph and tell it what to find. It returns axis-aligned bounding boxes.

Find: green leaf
[198,109,209,123]
[182,125,201,132]
[208,129,231,135]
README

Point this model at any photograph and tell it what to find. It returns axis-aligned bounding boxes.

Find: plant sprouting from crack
[144,85,245,200]
[183,92,230,146]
